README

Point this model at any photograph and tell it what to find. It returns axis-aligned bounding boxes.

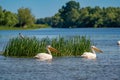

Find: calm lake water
[0,28,120,80]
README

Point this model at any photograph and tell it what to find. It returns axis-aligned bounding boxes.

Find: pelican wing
[34,53,52,61]
[81,52,96,59]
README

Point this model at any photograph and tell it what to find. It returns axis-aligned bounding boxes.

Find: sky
[0,0,120,18]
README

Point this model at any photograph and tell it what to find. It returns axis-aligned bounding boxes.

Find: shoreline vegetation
[0,1,120,30]
[0,24,49,30]
[3,36,91,57]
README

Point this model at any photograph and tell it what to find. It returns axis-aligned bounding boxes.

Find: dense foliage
[0,1,120,28]
[3,36,91,57]
[0,6,18,27]
[36,1,120,28]
[0,7,35,28]
[17,8,35,28]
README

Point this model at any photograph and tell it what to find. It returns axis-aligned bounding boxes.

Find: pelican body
[81,46,103,59]
[117,41,120,45]
[34,45,58,61]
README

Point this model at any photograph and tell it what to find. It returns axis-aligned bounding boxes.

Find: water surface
[0,28,120,80]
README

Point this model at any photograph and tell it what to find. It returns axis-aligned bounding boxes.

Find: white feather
[117,41,120,45]
[81,46,102,59]
[35,53,52,61]
[81,52,96,59]
[34,45,58,61]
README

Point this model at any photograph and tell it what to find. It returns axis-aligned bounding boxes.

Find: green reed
[3,36,91,57]
[51,36,91,57]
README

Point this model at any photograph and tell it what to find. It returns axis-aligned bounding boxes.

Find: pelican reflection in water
[81,46,103,59]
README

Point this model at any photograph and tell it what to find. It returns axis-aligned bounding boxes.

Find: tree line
[0,1,120,28]
[0,6,35,28]
[36,1,120,28]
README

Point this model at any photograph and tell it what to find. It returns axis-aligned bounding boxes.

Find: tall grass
[51,36,91,57]
[3,36,91,57]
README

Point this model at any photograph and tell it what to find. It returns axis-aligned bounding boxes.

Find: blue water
[0,28,120,80]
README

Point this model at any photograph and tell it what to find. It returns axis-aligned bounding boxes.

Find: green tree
[103,7,116,27]
[89,6,103,27]
[59,0,80,28]
[3,11,18,26]
[114,8,120,27]
[51,13,63,28]
[36,17,52,26]
[18,7,35,28]
[0,6,4,25]
[35,1,120,28]
[77,8,89,27]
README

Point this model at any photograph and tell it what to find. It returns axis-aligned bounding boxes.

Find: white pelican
[19,33,24,39]
[117,41,120,45]
[81,46,103,59]
[34,45,58,61]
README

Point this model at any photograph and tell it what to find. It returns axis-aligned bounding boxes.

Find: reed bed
[3,36,91,57]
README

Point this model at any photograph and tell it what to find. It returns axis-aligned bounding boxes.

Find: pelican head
[46,45,58,53]
[91,46,103,53]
